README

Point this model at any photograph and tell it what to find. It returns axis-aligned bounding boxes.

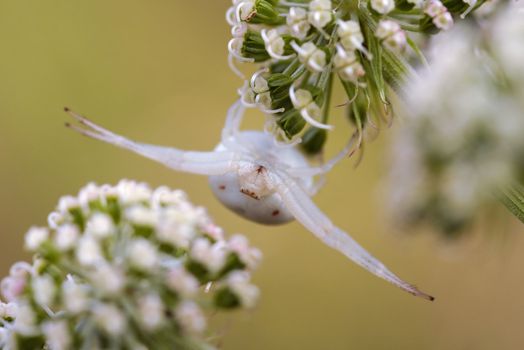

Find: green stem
[497,184,524,224]
[322,73,334,123]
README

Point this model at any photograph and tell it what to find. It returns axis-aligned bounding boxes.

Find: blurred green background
[1,1,524,349]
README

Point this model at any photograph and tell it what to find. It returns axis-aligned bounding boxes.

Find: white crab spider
[64,101,434,301]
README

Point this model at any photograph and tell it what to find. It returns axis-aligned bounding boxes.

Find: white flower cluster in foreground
[0,181,262,349]
[389,2,524,234]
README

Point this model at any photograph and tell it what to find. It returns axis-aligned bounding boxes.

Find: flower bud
[371,0,395,14]
[376,20,407,52]
[287,7,311,39]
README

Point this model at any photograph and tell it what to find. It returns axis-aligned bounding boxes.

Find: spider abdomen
[209,172,294,225]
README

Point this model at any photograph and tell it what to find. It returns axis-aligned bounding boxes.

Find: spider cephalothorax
[65,101,434,301]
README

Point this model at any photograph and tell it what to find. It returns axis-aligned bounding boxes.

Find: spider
[64,100,434,301]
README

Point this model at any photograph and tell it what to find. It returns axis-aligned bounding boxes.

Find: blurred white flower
[226,271,260,309]
[261,29,292,60]
[202,223,225,242]
[376,20,406,52]
[47,211,65,230]
[116,179,152,205]
[0,302,18,319]
[228,234,262,270]
[137,293,164,330]
[157,208,197,249]
[54,223,79,251]
[166,266,199,297]
[334,47,365,83]
[24,227,49,251]
[371,0,395,15]
[308,0,332,29]
[76,234,104,266]
[78,182,103,207]
[57,195,80,214]
[127,238,158,271]
[32,275,56,306]
[90,263,125,295]
[42,320,71,350]
[492,1,524,98]
[289,86,333,130]
[291,41,326,73]
[287,7,310,40]
[62,279,89,314]
[126,205,158,227]
[175,301,206,335]
[93,303,127,336]
[389,11,524,234]
[86,213,114,239]
[337,20,368,55]
[152,186,187,208]
[12,302,38,336]
[1,262,32,303]
[424,0,453,30]
[190,238,227,274]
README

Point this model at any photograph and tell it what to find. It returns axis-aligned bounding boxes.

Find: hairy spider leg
[65,108,240,176]
[272,170,434,301]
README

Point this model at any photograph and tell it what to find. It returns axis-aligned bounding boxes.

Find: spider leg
[288,133,358,178]
[64,108,239,176]
[304,174,326,197]
[220,100,262,157]
[221,100,246,146]
[272,170,434,301]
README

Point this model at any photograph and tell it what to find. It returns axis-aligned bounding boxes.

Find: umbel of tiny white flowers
[0,181,262,350]
[225,0,485,154]
[64,100,434,301]
[388,1,524,235]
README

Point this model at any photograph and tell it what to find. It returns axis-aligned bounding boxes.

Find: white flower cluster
[0,180,262,349]
[388,2,524,234]
[224,0,465,147]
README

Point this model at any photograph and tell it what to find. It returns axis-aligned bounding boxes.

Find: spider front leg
[288,133,359,179]
[271,170,434,301]
[220,99,248,152]
[65,108,241,176]
[289,133,359,197]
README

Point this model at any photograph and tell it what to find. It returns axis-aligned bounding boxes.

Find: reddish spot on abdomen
[219,185,226,190]
[272,210,280,216]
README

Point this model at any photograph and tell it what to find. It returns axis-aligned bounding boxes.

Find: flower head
[0,181,262,349]
[388,5,524,235]
[224,0,480,153]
